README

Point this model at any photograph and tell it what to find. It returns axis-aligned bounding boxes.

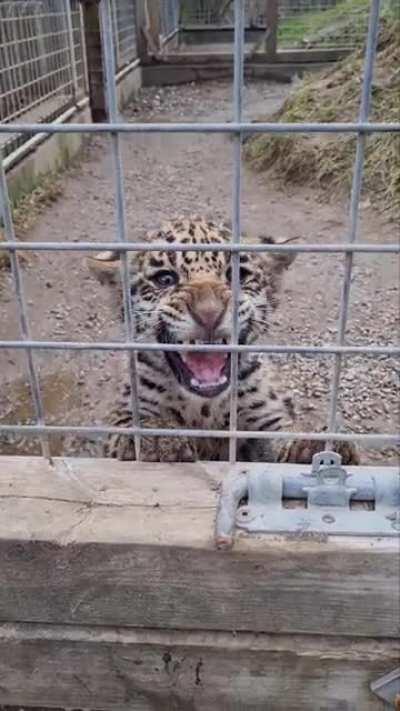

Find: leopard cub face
[89,215,295,401]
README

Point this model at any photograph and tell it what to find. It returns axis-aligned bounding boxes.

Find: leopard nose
[194,303,225,332]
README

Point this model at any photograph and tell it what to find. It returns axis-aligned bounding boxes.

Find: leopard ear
[259,235,299,271]
[87,250,122,286]
[258,235,299,309]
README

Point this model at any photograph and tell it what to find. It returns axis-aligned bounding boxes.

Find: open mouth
[165,341,231,398]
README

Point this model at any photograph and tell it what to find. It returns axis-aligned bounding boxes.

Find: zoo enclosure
[0,0,399,463]
[0,0,399,708]
[1,0,385,161]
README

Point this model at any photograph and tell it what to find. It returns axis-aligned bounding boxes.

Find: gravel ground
[0,79,398,465]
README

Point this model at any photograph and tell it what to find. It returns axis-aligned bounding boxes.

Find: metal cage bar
[0,423,397,445]
[0,0,399,458]
[327,0,381,440]
[0,342,398,357]
[0,121,398,134]
[228,0,245,464]
[99,0,142,460]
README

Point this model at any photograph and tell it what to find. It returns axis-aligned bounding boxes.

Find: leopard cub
[89,215,358,465]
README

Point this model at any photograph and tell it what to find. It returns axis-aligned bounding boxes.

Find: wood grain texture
[0,457,398,638]
[1,623,398,710]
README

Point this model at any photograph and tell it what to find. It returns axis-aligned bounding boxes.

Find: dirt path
[0,80,398,464]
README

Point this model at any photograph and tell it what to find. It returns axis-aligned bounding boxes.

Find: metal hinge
[215,451,400,549]
[370,668,400,709]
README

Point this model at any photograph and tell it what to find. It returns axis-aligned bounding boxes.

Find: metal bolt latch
[371,668,400,708]
[304,451,357,508]
[215,452,400,550]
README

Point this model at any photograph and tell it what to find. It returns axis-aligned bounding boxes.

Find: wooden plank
[163,47,350,64]
[0,457,398,638]
[1,623,397,710]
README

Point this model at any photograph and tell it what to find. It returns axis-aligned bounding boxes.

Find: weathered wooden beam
[1,623,398,710]
[0,457,398,640]
[79,0,106,122]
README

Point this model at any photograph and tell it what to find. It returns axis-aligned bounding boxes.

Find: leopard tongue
[182,352,228,385]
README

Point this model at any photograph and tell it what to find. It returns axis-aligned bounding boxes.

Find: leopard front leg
[104,410,197,462]
[276,437,360,466]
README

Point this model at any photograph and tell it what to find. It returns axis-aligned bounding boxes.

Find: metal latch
[215,451,400,549]
[370,668,400,709]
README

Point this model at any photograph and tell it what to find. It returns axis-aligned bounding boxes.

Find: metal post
[0,156,52,462]
[99,0,142,460]
[64,0,80,100]
[229,0,245,465]
[265,0,279,58]
[110,0,120,71]
[327,0,382,439]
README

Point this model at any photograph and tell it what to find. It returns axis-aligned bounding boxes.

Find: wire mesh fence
[0,0,138,159]
[180,0,385,49]
[112,0,138,70]
[180,0,266,25]
[0,0,399,463]
[160,0,180,41]
[0,0,86,157]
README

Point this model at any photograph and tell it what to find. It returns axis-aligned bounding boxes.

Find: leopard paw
[277,439,360,466]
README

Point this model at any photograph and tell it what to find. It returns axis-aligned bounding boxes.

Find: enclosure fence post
[111,0,120,70]
[99,0,142,460]
[79,2,90,93]
[265,0,278,59]
[327,0,382,441]
[64,0,80,101]
[79,0,107,121]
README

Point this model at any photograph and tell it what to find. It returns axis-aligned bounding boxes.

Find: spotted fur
[89,215,358,465]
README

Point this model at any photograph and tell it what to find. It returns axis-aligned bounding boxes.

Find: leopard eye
[150,270,179,288]
[226,265,252,283]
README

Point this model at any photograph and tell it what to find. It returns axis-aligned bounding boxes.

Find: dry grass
[244,19,400,216]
